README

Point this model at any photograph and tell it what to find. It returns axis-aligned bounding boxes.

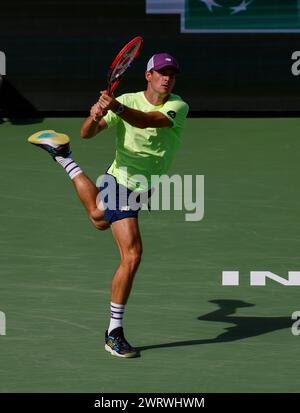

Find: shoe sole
[28,130,70,146]
[105,344,139,358]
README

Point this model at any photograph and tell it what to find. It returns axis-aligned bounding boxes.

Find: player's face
[147,68,176,96]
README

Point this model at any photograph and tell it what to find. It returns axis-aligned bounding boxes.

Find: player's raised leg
[105,217,142,358]
[28,130,110,231]
[71,173,110,230]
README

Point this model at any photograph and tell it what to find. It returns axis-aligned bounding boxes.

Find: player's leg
[105,217,142,358]
[72,173,110,230]
[27,130,110,231]
[110,217,143,304]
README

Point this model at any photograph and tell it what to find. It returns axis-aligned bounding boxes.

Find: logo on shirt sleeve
[167,110,176,119]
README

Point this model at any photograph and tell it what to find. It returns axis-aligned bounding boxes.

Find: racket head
[107,36,143,95]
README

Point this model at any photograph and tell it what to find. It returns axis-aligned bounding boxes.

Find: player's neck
[144,90,169,106]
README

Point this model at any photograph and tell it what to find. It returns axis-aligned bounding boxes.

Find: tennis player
[28,53,189,358]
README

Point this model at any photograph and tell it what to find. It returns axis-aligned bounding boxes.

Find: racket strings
[109,40,142,84]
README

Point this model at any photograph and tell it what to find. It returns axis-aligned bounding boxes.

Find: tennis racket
[106,36,143,96]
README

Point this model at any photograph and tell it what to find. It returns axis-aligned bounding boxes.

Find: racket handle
[95,95,107,117]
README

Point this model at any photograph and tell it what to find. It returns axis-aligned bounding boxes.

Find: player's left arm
[118,107,172,129]
[98,92,172,129]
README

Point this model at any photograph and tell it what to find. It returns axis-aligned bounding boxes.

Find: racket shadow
[137,299,292,352]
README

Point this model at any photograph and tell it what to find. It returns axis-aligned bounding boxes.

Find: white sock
[108,302,125,334]
[55,156,82,180]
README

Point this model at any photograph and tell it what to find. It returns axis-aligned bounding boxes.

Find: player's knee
[90,217,110,231]
[96,222,110,231]
[123,246,143,269]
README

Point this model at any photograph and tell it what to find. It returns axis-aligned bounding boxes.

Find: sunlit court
[1,0,300,402]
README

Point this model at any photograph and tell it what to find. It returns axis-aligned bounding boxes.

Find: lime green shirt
[103,91,189,191]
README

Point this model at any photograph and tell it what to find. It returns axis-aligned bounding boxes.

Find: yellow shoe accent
[28,130,70,145]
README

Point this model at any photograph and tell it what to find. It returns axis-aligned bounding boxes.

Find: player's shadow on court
[138,299,292,352]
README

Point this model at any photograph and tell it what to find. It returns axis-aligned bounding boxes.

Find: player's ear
[145,70,152,82]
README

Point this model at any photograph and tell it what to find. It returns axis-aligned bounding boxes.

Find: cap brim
[152,64,180,73]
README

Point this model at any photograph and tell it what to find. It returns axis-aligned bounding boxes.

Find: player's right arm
[80,102,108,139]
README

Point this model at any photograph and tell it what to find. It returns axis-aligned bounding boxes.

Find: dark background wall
[1,0,300,115]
